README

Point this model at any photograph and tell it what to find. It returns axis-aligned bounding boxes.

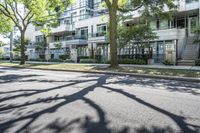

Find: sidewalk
[1,60,200,71]
[0,61,200,82]
[120,64,200,71]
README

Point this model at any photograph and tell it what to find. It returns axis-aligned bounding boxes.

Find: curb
[2,66,200,83]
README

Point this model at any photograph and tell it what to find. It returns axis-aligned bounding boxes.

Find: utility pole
[9,31,14,63]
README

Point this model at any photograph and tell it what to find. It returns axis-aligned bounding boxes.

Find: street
[0,66,200,133]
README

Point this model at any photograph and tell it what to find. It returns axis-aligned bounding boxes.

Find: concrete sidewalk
[120,64,200,71]
[3,60,200,71]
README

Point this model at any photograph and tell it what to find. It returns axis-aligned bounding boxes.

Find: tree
[117,24,158,62]
[103,0,177,67]
[0,0,72,65]
[118,24,157,56]
[13,36,30,52]
[0,14,14,35]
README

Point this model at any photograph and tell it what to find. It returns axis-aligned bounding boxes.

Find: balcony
[49,36,88,48]
[51,24,73,33]
[178,0,199,11]
[88,32,108,43]
[185,0,199,11]
[154,28,186,40]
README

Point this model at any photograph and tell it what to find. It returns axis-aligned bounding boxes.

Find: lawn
[0,62,200,78]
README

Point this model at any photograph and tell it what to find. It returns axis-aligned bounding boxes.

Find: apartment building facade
[25,0,200,65]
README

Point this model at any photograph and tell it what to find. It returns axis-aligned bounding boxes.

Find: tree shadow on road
[0,73,199,133]
[0,74,42,84]
[107,76,200,95]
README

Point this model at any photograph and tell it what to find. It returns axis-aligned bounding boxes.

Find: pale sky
[0,35,9,43]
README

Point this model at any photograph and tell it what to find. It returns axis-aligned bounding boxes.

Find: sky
[0,35,9,44]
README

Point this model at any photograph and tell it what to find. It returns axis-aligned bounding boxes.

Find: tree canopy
[103,0,177,67]
[0,0,72,64]
[118,24,158,49]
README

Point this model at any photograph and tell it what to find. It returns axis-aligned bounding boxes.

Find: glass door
[152,42,165,63]
[188,17,198,36]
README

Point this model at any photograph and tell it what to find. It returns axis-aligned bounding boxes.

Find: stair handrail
[198,43,200,59]
[180,36,187,59]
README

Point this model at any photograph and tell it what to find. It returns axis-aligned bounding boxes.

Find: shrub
[59,54,70,60]
[39,55,45,59]
[119,58,147,65]
[195,59,200,66]
[79,56,90,59]
[29,58,47,62]
[48,59,64,62]
[80,59,97,63]
[163,60,173,66]
[65,59,74,63]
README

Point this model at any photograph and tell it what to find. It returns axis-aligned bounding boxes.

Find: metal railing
[89,32,106,37]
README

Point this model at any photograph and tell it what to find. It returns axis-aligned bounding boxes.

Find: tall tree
[0,0,72,65]
[118,24,158,54]
[104,0,177,67]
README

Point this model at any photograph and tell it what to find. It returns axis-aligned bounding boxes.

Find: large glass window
[97,24,107,36]
[78,27,88,39]
[159,19,169,30]
[150,21,157,30]
[35,35,44,43]
[186,0,198,4]
[54,35,63,42]
[177,18,186,29]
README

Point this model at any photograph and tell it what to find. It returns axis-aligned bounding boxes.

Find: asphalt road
[0,66,200,133]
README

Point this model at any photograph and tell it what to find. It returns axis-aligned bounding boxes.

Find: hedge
[118,58,147,65]
[80,59,97,63]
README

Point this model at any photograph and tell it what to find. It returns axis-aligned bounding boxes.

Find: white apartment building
[26,0,109,62]
[25,0,200,65]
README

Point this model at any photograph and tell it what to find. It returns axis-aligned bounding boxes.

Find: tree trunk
[9,31,14,63]
[20,31,26,65]
[109,2,118,67]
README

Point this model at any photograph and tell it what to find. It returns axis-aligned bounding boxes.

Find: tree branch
[104,0,111,8]
[117,3,143,13]
[13,0,24,21]
[0,2,21,30]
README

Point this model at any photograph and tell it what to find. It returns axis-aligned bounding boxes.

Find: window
[54,35,63,42]
[150,21,157,30]
[35,35,44,43]
[159,19,168,30]
[76,27,88,39]
[80,9,86,20]
[97,24,107,33]
[177,18,186,29]
[186,0,198,3]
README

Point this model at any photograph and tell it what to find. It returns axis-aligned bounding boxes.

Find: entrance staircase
[178,37,199,66]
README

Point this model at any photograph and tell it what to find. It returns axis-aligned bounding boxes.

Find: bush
[65,59,74,63]
[119,58,147,65]
[29,58,47,62]
[80,59,97,63]
[59,54,70,60]
[195,59,200,66]
[39,55,45,59]
[163,60,173,66]
[48,59,64,62]
[79,56,90,59]
[118,54,148,60]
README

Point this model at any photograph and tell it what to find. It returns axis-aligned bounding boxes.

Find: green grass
[0,62,200,78]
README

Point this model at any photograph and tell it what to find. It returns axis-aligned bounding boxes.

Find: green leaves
[193,25,200,44]
[0,14,14,35]
[118,24,158,48]
[0,0,72,31]
[54,42,62,49]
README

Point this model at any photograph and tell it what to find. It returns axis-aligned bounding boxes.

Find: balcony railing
[89,32,107,38]
[64,35,88,41]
